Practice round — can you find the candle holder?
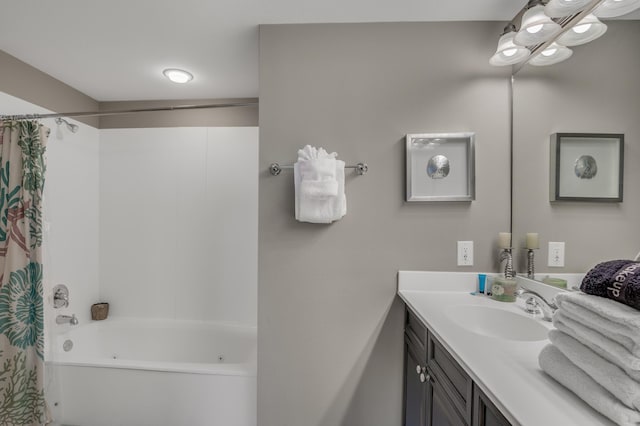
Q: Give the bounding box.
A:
[527,248,538,280]
[499,248,515,279]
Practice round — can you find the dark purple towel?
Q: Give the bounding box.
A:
[580,259,640,310]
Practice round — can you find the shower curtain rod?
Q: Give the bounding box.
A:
[0,101,258,120]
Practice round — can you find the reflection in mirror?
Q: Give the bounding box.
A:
[512,20,640,285]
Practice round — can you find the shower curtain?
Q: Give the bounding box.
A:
[0,120,48,425]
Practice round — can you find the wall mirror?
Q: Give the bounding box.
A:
[511,19,640,286]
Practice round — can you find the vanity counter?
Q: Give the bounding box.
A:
[398,271,616,426]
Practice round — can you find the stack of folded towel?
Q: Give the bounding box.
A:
[538,271,640,425]
[294,145,346,224]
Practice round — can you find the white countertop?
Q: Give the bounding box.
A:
[398,271,615,426]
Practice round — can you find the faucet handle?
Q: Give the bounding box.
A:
[524,297,542,315]
[53,284,69,309]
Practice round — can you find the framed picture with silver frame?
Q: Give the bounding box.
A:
[406,132,475,202]
[550,133,624,202]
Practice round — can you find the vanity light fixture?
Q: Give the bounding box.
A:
[593,0,640,17]
[558,14,607,46]
[490,24,532,66]
[514,0,563,46]
[162,68,194,84]
[490,0,619,68]
[529,42,573,66]
[545,0,594,17]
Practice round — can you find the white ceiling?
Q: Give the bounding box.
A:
[0,1,631,102]
[0,0,524,101]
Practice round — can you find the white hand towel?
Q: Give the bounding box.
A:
[539,344,640,426]
[549,329,640,411]
[294,148,346,224]
[556,292,640,351]
[553,312,640,378]
[298,158,338,198]
[299,179,338,198]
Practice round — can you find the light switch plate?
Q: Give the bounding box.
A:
[457,241,473,266]
[548,242,565,267]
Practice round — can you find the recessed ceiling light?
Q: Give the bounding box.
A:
[162,68,193,84]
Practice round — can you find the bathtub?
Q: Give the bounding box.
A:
[45,318,256,426]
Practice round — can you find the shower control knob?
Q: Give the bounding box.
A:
[53,284,69,309]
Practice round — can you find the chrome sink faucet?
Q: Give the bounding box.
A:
[56,314,79,325]
[516,289,557,322]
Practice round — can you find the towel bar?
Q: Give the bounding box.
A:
[269,162,368,176]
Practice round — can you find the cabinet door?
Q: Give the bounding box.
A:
[429,371,466,426]
[428,335,472,423]
[404,337,427,426]
[472,385,511,426]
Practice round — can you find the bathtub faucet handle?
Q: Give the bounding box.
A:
[56,314,79,326]
[53,284,70,309]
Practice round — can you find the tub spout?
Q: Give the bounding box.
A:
[56,314,79,325]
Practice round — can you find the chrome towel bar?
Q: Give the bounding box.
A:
[269,162,368,176]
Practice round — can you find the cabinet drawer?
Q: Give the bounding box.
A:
[428,335,473,424]
[405,308,428,352]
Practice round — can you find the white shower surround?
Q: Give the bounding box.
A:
[99,127,258,326]
[0,94,259,424]
[47,318,257,426]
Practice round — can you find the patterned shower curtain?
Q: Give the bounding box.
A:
[0,120,48,425]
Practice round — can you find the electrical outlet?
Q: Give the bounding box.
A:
[457,241,473,266]
[548,242,565,267]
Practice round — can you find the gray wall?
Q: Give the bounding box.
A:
[1,49,258,129]
[512,21,640,272]
[259,22,510,426]
[98,99,258,128]
[0,50,99,127]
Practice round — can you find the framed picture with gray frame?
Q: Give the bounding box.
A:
[550,133,624,202]
[406,132,475,202]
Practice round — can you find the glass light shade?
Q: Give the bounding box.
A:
[162,68,194,83]
[490,32,531,66]
[545,0,593,18]
[529,42,573,66]
[594,0,640,17]
[514,5,563,46]
[558,14,607,46]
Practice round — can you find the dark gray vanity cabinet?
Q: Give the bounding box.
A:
[472,384,511,426]
[403,309,429,426]
[404,337,427,426]
[403,307,511,426]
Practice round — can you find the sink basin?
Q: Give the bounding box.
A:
[446,305,549,341]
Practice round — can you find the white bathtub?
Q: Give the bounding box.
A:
[46,318,256,426]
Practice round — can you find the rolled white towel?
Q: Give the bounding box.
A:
[553,312,640,380]
[549,329,640,411]
[556,292,640,344]
[297,145,337,162]
[539,344,640,426]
